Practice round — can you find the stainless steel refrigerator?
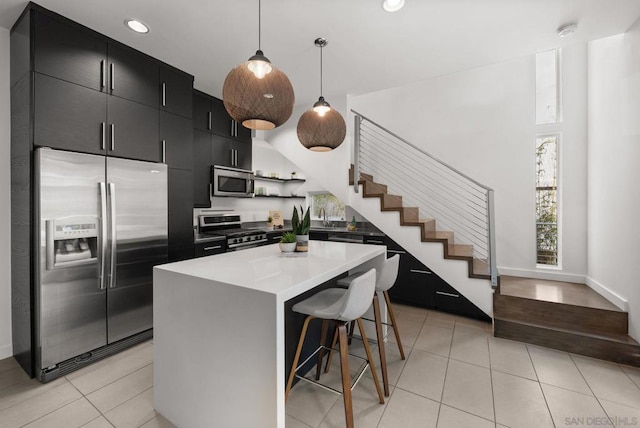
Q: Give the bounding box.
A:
[35,148,167,381]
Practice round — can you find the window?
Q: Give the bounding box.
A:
[310,193,345,221]
[536,49,560,124]
[536,135,559,266]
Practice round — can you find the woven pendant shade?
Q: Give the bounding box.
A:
[297,107,346,152]
[223,61,295,130]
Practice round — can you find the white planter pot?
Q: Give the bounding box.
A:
[279,242,297,253]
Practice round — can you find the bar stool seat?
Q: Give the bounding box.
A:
[285,268,384,428]
[333,254,405,397]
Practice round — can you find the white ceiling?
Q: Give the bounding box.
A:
[2,0,640,108]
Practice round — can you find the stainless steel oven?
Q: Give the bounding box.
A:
[212,165,254,198]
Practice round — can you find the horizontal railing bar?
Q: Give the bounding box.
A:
[354,109,493,191]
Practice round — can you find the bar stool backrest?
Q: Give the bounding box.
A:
[337,268,377,322]
[377,255,400,292]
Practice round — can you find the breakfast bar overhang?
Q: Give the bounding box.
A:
[153,241,386,428]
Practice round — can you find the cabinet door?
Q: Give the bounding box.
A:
[107,44,158,108]
[193,130,212,207]
[235,121,252,143]
[210,98,233,137]
[211,134,235,168]
[34,73,107,155]
[160,67,193,118]
[107,96,160,162]
[267,232,284,244]
[160,111,193,170]
[434,278,488,320]
[169,168,194,262]
[193,91,213,132]
[309,231,328,241]
[33,12,107,91]
[231,140,252,170]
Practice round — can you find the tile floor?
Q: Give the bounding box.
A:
[1,304,639,428]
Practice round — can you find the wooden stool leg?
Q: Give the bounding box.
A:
[372,293,389,396]
[347,320,356,345]
[315,319,329,380]
[357,318,385,404]
[384,290,405,360]
[324,326,339,373]
[286,316,314,402]
[337,322,354,428]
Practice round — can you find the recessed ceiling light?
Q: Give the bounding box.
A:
[382,0,405,12]
[557,23,578,38]
[125,19,149,34]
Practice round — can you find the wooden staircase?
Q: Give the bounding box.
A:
[494,276,640,366]
[349,167,491,281]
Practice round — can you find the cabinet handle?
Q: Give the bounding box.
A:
[101,122,106,150]
[230,149,234,166]
[162,83,166,107]
[208,112,212,130]
[162,140,166,163]
[367,239,384,244]
[387,249,406,254]
[410,269,432,274]
[204,245,222,251]
[110,63,114,91]
[230,120,234,137]
[235,149,238,166]
[436,291,460,298]
[100,60,106,89]
[110,124,115,151]
[236,121,239,136]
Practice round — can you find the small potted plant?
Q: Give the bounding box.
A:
[267,216,274,229]
[291,205,311,252]
[279,232,297,253]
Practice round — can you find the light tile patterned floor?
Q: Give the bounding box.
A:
[1,304,639,427]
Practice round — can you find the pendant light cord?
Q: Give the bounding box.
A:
[258,0,261,50]
[319,44,323,97]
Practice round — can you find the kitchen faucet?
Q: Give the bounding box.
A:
[319,207,329,227]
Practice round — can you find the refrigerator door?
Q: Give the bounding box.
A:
[106,157,167,343]
[37,148,108,370]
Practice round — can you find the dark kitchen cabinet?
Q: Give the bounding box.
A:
[107,44,158,108]
[211,98,251,142]
[33,12,106,91]
[160,111,193,170]
[168,169,195,262]
[34,11,159,108]
[194,240,227,257]
[193,90,213,132]
[267,231,285,245]
[211,134,252,170]
[160,67,193,119]
[34,73,107,155]
[106,96,160,162]
[193,130,212,207]
[309,231,329,241]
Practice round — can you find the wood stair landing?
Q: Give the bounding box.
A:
[349,167,491,280]
[494,276,640,366]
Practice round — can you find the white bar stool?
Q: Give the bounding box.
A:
[285,268,384,428]
[330,254,405,397]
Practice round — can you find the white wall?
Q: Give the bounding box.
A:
[0,27,12,359]
[348,45,588,282]
[588,19,640,339]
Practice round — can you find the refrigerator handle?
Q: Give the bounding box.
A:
[99,182,108,290]
[108,183,117,288]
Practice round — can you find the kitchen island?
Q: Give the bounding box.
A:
[153,241,386,428]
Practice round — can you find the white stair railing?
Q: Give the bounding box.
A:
[352,110,498,288]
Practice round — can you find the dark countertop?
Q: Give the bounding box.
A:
[262,226,385,237]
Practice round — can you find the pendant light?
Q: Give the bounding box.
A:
[222,0,295,130]
[297,38,346,152]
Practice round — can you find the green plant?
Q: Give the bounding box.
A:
[267,216,273,223]
[291,205,311,235]
[280,231,296,243]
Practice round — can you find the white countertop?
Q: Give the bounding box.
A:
[155,241,386,301]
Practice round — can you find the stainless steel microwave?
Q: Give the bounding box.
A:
[212,165,254,197]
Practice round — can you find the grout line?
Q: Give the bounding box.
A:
[568,353,613,426]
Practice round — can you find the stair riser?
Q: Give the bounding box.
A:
[494,294,628,336]
[494,319,640,367]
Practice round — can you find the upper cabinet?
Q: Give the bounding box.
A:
[160,67,193,119]
[25,6,194,163]
[193,91,251,143]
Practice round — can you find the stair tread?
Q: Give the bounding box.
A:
[498,276,622,312]
[448,244,473,257]
[494,316,639,345]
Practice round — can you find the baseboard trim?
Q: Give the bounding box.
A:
[497,267,586,284]
[0,343,12,360]
[585,276,628,312]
